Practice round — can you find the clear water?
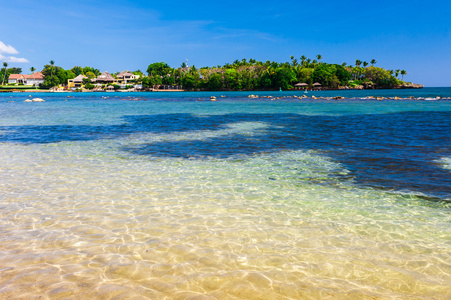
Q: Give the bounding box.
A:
[0,90,450,299]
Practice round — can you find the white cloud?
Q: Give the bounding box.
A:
[0,41,19,54]
[0,54,30,63]
[0,41,29,63]
[6,56,30,63]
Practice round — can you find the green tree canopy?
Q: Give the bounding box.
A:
[40,64,75,88]
[203,72,223,90]
[312,64,351,87]
[71,66,83,76]
[83,66,101,76]
[146,62,172,77]
[273,67,296,90]
[139,56,409,91]
[85,71,96,79]
[1,65,22,85]
[363,66,399,86]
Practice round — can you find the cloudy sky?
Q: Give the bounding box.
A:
[1,0,450,86]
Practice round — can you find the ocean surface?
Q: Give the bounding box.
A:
[1,88,450,299]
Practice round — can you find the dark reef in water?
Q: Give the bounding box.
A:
[1,110,450,201]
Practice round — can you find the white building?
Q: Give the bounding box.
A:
[8,72,45,86]
[117,70,139,84]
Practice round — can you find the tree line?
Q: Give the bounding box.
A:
[1,56,409,90]
[142,57,408,90]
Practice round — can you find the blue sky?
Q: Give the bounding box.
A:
[1,0,450,86]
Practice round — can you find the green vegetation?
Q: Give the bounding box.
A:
[40,60,76,89]
[2,62,8,85]
[1,64,22,86]
[0,85,37,90]
[84,82,95,90]
[71,66,101,77]
[1,56,415,91]
[141,56,409,91]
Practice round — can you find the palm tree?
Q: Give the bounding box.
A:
[400,70,407,81]
[363,61,368,68]
[370,59,377,66]
[49,60,55,77]
[2,62,8,86]
[30,66,36,87]
[316,54,323,64]
[300,55,307,67]
[395,69,400,78]
[353,60,362,80]
[342,62,347,67]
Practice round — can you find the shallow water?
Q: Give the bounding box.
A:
[0,91,450,299]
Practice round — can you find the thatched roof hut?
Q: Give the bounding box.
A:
[117,70,134,79]
[294,82,309,90]
[96,71,115,83]
[73,74,87,83]
[313,82,322,87]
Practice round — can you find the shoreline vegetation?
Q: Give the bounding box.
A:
[1,56,423,93]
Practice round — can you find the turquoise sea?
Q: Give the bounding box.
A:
[1,88,450,299]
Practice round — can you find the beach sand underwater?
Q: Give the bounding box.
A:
[0,90,450,299]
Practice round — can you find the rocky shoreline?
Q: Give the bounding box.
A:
[245,94,448,101]
[13,94,449,103]
[0,83,424,93]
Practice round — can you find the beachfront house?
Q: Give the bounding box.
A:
[8,72,45,86]
[94,71,116,85]
[116,71,139,85]
[68,74,87,88]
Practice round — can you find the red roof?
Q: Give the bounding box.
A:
[8,72,44,80]
[8,74,23,79]
[30,72,44,79]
